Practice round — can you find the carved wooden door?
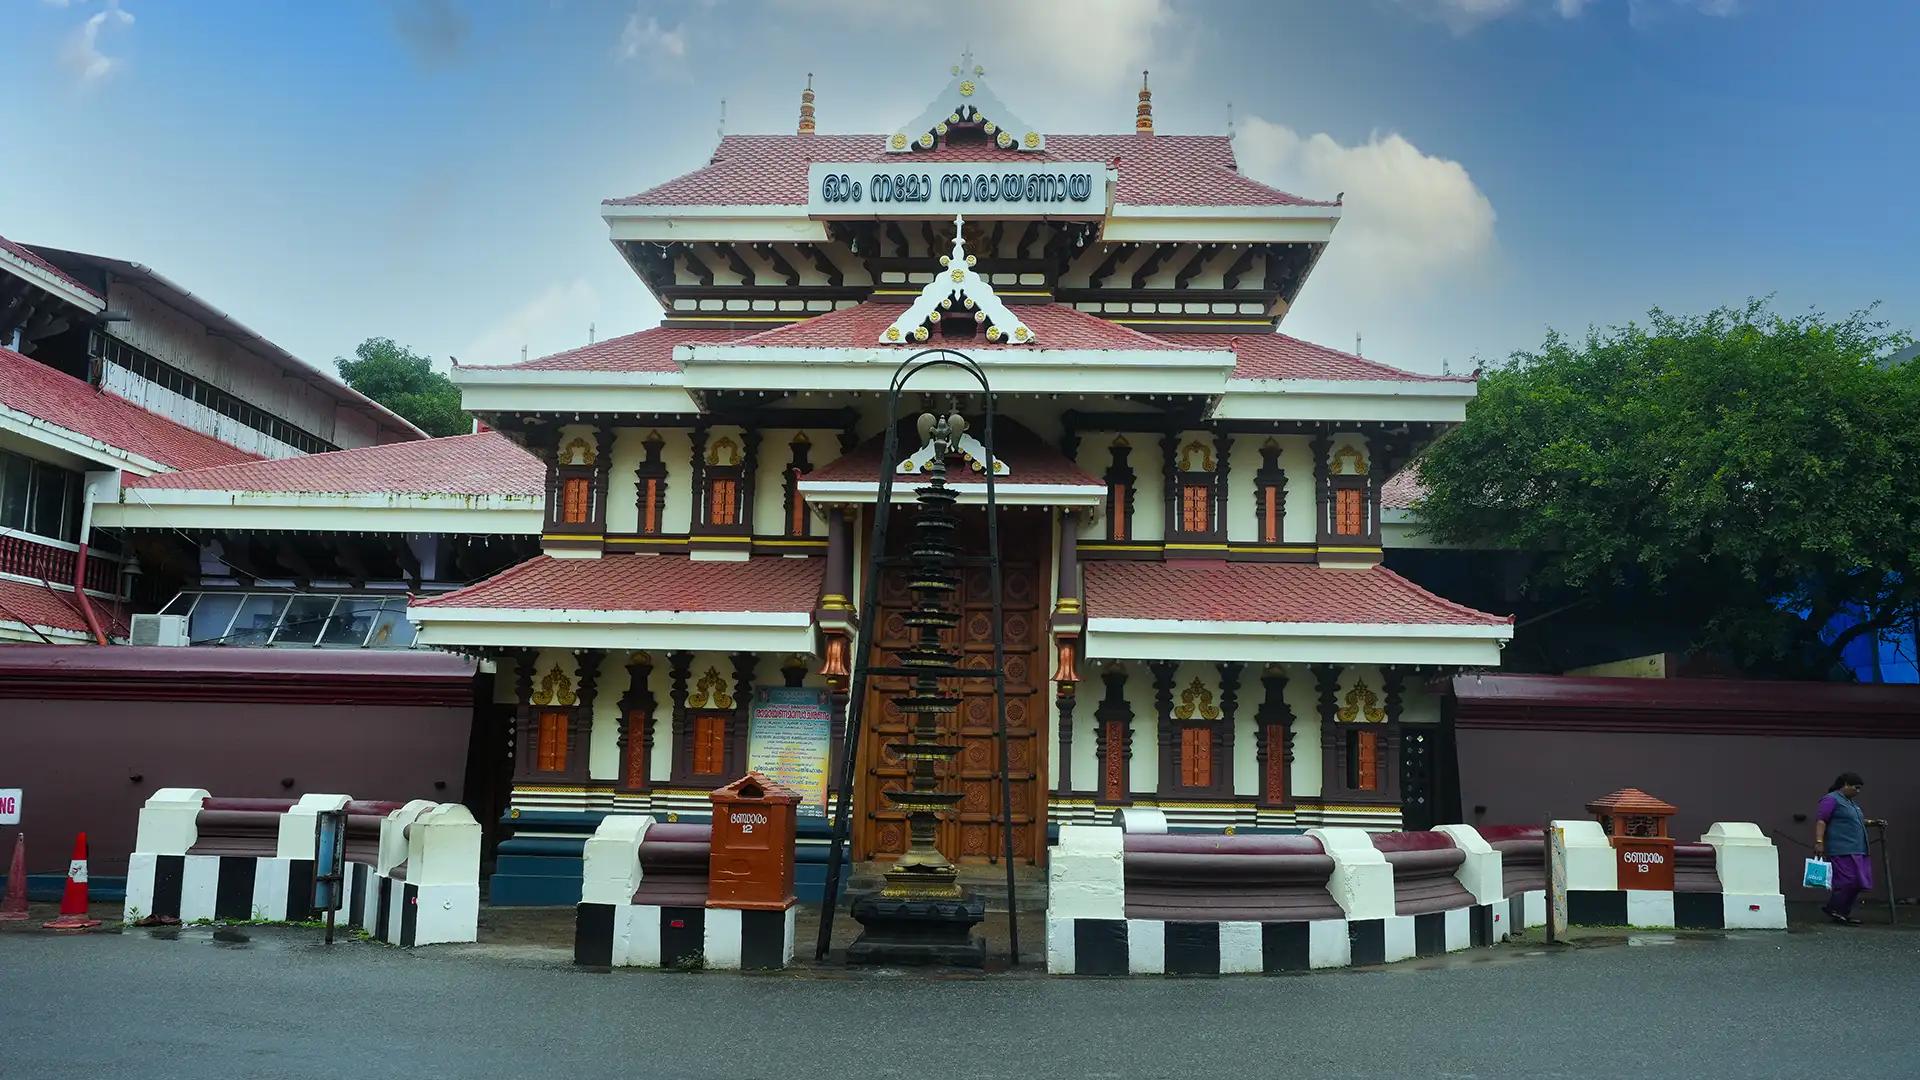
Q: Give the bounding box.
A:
[855,509,1045,864]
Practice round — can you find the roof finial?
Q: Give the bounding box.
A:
[956,45,979,77]
[797,72,816,135]
[1136,70,1153,134]
[717,97,727,142]
[1226,100,1235,141]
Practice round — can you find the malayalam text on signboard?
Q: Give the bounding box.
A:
[746,687,831,818]
[807,161,1109,219]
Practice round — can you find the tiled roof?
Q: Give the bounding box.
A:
[413,554,825,613]
[1151,332,1476,384]
[1380,468,1427,511]
[730,301,1200,352]
[490,326,759,372]
[806,418,1098,487]
[0,578,128,637]
[124,431,542,497]
[1084,561,1509,626]
[1584,788,1678,816]
[607,133,1333,209]
[0,347,262,471]
[0,233,103,303]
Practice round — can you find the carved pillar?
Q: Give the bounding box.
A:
[738,429,763,535]
[1254,666,1296,808]
[616,653,656,793]
[1149,660,1178,794]
[1216,661,1242,795]
[1211,429,1230,537]
[667,651,692,783]
[1382,665,1406,803]
[1311,428,1333,551]
[1056,510,1081,610]
[1312,663,1341,801]
[729,652,757,777]
[827,679,851,799]
[571,650,603,782]
[823,509,853,611]
[1093,665,1134,805]
[511,649,536,779]
[1158,431,1179,541]
[689,423,710,527]
[1055,688,1075,798]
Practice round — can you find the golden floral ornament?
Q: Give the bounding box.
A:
[1331,443,1368,476]
[1179,439,1216,472]
[561,437,596,467]
[706,435,741,467]
[1174,677,1221,721]
[531,663,577,707]
[1337,682,1386,724]
[983,121,997,135]
[886,327,902,341]
[959,80,976,96]
[1023,131,1039,148]
[891,133,908,149]
[918,133,934,148]
[689,666,733,709]
[986,325,1002,342]
[913,326,929,341]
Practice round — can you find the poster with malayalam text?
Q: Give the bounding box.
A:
[746,686,831,818]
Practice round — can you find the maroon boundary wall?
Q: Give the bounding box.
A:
[0,646,478,876]
[1450,674,1920,904]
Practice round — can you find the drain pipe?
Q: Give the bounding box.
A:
[70,471,116,645]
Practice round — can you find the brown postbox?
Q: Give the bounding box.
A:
[1586,787,1677,891]
[707,772,801,910]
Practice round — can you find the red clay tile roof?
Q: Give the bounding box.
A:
[607,133,1333,209]
[1380,468,1428,511]
[1084,561,1509,626]
[124,431,542,497]
[0,233,103,304]
[1584,788,1678,816]
[0,347,262,471]
[1150,332,1476,384]
[490,326,759,373]
[806,419,1098,487]
[413,554,825,613]
[730,301,1203,352]
[0,578,128,637]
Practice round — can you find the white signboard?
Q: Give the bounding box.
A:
[0,788,20,825]
[807,161,1109,219]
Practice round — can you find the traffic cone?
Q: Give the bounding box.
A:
[0,833,26,920]
[42,832,101,931]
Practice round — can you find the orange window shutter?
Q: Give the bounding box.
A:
[1354,730,1379,791]
[1181,726,1211,788]
[1261,485,1280,543]
[693,713,727,775]
[641,479,659,535]
[790,472,808,536]
[1103,720,1127,801]
[1181,483,1210,533]
[625,710,649,786]
[1111,483,1129,540]
[709,478,737,527]
[538,711,568,772]
[561,477,590,525]
[1335,488,1365,536]
[1264,725,1288,803]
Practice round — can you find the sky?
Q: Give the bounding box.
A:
[2,0,1915,378]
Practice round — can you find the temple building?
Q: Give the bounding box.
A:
[388,61,1511,898]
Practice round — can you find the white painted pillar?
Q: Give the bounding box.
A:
[277,793,350,860]
[133,788,209,855]
[1703,821,1787,929]
[1432,823,1504,906]
[1306,826,1394,920]
[1551,819,1617,891]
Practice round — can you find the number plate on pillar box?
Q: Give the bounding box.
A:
[1613,838,1675,890]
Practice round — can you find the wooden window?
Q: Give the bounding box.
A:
[1109,483,1130,540]
[1260,485,1282,543]
[1348,729,1381,792]
[788,470,808,536]
[1102,720,1128,801]
[1263,725,1289,804]
[639,478,662,535]
[1334,487,1366,536]
[624,709,650,788]
[707,477,739,528]
[1180,483,1211,533]
[692,712,728,775]
[560,477,591,525]
[1180,727,1212,789]
[536,710,569,773]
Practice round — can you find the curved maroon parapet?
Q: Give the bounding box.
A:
[1371,832,1472,915]
[200,797,298,813]
[345,800,406,817]
[1122,832,1342,922]
[187,808,286,857]
[1479,825,1546,896]
[1673,843,1721,894]
[633,824,714,907]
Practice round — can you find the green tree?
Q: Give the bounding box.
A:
[335,337,471,438]
[1414,301,1920,678]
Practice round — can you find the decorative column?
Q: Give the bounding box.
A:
[1382,666,1407,806]
[616,653,656,794]
[571,650,603,783]
[1149,660,1178,794]
[1050,509,1084,797]
[667,651,693,784]
[1093,665,1134,805]
[511,649,536,780]
[1055,689,1076,798]
[1312,663,1342,802]
[729,652,757,777]
[1216,661,1242,794]
[1254,666,1296,808]
[822,509,853,613]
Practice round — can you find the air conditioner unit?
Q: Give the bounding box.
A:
[129,613,189,647]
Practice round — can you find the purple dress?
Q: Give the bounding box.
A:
[1818,792,1874,916]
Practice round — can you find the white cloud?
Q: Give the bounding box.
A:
[618,9,689,65]
[1411,0,1739,30]
[1233,116,1496,292]
[460,278,602,366]
[61,0,134,85]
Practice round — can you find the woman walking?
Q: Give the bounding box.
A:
[1814,772,1873,924]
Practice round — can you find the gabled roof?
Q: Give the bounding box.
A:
[1151,332,1476,385]
[123,431,541,497]
[1380,468,1427,511]
[0,346,263,473]
[1084,561,1509,627]
[607,133,1332,209]
[483,326,759,373]
[0,233,104,309]
[412,554,823,614]
[729,300,1197,352]
[805,418,1097,488]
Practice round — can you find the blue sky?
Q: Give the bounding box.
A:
[3,0,1914,376]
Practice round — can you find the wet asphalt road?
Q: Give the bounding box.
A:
[3,922,1917,1079]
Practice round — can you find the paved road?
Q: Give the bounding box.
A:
[3,922,1916,1079]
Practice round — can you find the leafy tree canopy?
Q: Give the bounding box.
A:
[1415,301,1920,678]
[335,337,471,439]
